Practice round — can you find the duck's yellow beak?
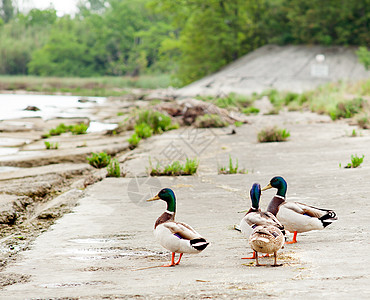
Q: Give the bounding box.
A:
[147,194,160,201]
[261,183,272,191]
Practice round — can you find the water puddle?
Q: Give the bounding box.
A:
[87,121,118,133]
[65,247,165,261]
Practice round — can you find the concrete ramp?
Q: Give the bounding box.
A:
[177,45,370,96]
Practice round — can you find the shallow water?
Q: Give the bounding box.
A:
[0,94,104,120]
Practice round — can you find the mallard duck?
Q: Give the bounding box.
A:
[239,183,285,259]
[147,188,209,267]
[262,176,338,243]
[249,224,285,266]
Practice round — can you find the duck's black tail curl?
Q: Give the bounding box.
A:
[190,238,209,251]
[319,211,337,228]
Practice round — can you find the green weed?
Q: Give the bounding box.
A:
[134,123,153,138]
[127,133,141,149]
[242,106,260,115]
[343,154,365,168]
[137,110,178,134]
[148,158,199,176]
[194,114,229,128]
[106,159,124,177]
[257,126,290,143]
[44,141,59,149]
[234,121,243,127]
[356,114,370,129]
[87,152,111,169]
[218,155,246,174]
[329,98,364,120]
[70,123,88,135]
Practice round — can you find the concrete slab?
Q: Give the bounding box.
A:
[1,110,369,298]
[176,45,370,96]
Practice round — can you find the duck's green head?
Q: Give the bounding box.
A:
[250,183,261,209]
[261,176,287,197]
[147,188,176,212]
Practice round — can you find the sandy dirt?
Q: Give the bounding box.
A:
[0,108,369,299]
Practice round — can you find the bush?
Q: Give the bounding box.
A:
[194,114,229,128]
[87,152,111,168]
[258,126,290,143]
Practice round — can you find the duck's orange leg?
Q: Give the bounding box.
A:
[242,252,256,259]
[161,252,176,267]
[174,253,183,265]
[286,231,298,244]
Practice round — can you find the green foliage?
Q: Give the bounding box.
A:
[49,123,70,136]
[356,47,370,70]
[46,123,88,137]
[242,106,260,115]
[356,114,370,129]
[343,154,365,168]
[87,152,111,168]
[70,123,88,135]
[127,133,141,149]
[329,98,364,120]
[44,141,59,149]
[258,126,290,143]
[218,155,246,174]
[134,123,153,139]
[106,159,123,177]
[149,158,199,176]
[234,121,243,127]
[194,114,229,128]
[137,110,178,134]
[183,158,200,175]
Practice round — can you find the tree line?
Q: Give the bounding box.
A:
[0,0,368,86]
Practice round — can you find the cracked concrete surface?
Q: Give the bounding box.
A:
[1,109,370,299]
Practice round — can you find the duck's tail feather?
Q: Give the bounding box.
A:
[190,238,209,251]
[319,211,337,228]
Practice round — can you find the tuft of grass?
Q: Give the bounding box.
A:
[44,122,88,138]
[127,133,142,149]
[106,159,124,177]
[69,123,88,135]
[194,114,229,128]
[329,98,364,120]
[258,126,290,143]
[242,106,260,115]
[134,123,153,138]
[343,154,365,168]
[137,109,178,134]
[87,152,111,169]
[356,114,370,129]
[218,155,247,174]
[183,158,200,174]
[127,109,179,148]
[234,121,243,127]
[44,141,59,149]
[148,158,199,176]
